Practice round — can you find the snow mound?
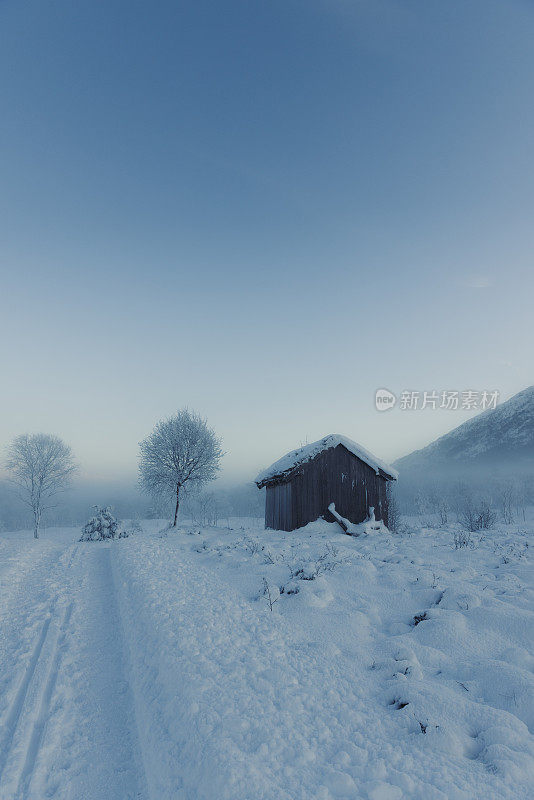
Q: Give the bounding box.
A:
[328,503,390,536]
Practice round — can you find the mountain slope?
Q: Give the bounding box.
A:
[395,386,534,475]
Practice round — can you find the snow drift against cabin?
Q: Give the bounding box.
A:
[255,434,399,486]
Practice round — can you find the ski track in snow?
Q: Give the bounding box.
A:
[0,543,79,799]
[0,533,148,800]
[16,600,74,798]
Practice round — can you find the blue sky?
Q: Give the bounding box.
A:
[1,0,533,483]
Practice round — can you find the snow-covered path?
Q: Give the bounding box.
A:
[0,531,147,800]
[1,520,533,800]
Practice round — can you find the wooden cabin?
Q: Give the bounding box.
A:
[255,434,398,531]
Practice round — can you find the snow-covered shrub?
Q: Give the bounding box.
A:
[262,547,276,565]
[80,506,131,541]
[495,540,529,564]
[239,536,278,563]
[241,536,262,556]
[453,529,473,549]
[460,498,495,532]
[288,544,342,582]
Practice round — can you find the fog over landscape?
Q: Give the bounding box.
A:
[1,0,533,501]
[1,2,533,799]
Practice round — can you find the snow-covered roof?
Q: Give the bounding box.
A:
[255,434,399,486]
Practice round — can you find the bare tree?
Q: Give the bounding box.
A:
[139,409,223,527]
[516,476,532,522]
[5,434,77,539]
[497,480,515,524]
[192,491,219,526]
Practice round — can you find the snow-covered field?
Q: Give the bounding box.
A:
[0,517,533,800]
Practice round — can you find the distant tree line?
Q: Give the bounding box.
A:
[0,478,265,532]
[4,410,533,536]
[1,408,268,532]
[394,473,534,531]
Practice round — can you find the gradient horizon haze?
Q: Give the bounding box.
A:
[1,0,533,485]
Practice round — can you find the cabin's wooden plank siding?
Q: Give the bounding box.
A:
[265,484,274,528]
[265,480,292,530]
[264,443,390,531]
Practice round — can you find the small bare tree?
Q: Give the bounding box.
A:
[5,433,77,539]
[497,481,515,524]
[139,409,223,527]
[197,491,219,526]
[516,477,532,522]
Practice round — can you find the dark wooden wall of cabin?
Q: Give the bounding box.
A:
[321,445,389,528]
[265,481,292,530]
[264,444,390,530]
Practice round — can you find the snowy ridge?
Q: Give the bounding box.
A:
[395,386,534,473]
[256,434,399,485]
